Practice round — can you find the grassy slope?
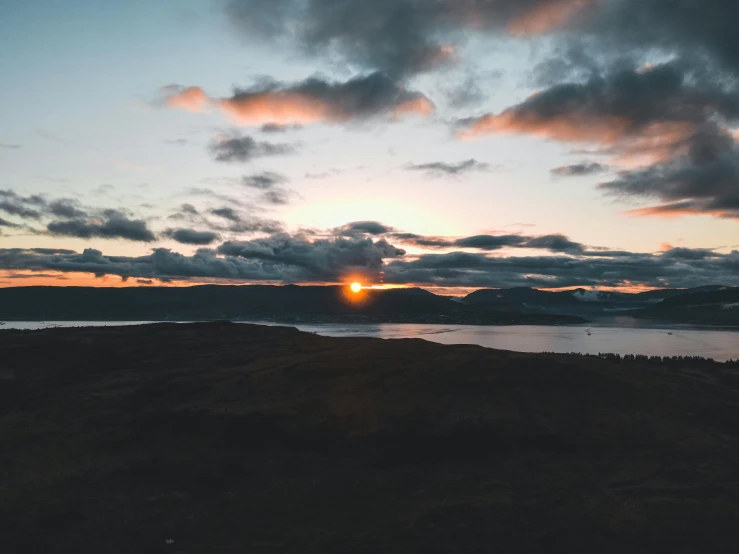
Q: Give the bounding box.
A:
[2,322,739,553]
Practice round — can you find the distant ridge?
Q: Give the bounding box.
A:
[1,284,736,326]
[0,285,582,325]
[463,285,739,325]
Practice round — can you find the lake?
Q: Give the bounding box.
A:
[2,319,737,361]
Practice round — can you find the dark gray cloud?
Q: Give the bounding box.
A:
[447,1,739,221]
[218,234,405,280]
[209,132,297,162]
[459,62,739,219]
[224,0,575,77]
[406,158,490,177]
[580,0,739,77]
[47,214,156,242]
[217,1,739,222]
[236,172,295,205]
[660,247,718,261]
[0,143,21,149]
[0,217,20,228]
[164,72,434,125]
[163,228,221,245]
[48,199,87,219]
[336,221,395,237]
[209,207,242,222]
[453,234,527,250]
[260,123,302,133]
[598,125,739,219]
[240,171,288,189]
[1,242,737,290]
[523,234,586,253]
[205,206,284,234]
[0,190,45,220]
[384,247,739,290]
[0,190,156,242]
[392,232,587,253]
[261,189,291,205]
[0,190,90,223]
[551,162,609,177]
[224,72,433,122]
[459,63,739,143]
[0,247,296,282]
[227,218,284,234]
[167,203,200,222]
[0,236,408,285]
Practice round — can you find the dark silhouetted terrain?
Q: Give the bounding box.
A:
[2,322,739,553]
[2,284,739,325]
[0,285,584,325]
[636,287,739,325]
[465,285,739,325]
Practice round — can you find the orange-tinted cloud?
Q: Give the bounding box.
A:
[458,103,697,169]
[508,0,593,36]
[458,107,631,144]
[218,92,336,124]
[0,271,156,287]
[162,73,434,126]
[626,202,739,220]
[163,86,210,112]
[456,64,735,170]
[392,96,436,119]
[607,122,697,168]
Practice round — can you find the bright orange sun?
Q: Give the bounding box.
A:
[350,282,362,293]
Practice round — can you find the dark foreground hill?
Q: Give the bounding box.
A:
[2,322,739,553]
[0,285,584,325]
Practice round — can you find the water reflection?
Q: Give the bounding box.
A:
[291,322,738,361]
[2,320,737,361]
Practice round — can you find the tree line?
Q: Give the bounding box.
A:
[544,351,739,368]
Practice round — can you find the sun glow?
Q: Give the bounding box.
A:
[350,282,362,293]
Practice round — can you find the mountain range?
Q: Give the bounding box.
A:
[0,285,737,326]
[464,285,739,325]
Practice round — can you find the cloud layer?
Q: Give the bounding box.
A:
[0,190,158,242]
[224,0,589,76]
[2,236,737,290]
[458,62,739,219]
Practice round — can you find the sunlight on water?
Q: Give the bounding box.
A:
[3,320,736,361]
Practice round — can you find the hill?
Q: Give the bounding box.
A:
[0,285,584,325]
[2,322,739,553]
[635,287,739,325]
[464,285,739,325]
[3,284,738,326]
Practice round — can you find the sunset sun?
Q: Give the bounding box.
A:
[350,282,362,293]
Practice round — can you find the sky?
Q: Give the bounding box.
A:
[1,0,738,293]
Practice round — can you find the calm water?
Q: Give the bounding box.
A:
[2,320,737,361]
